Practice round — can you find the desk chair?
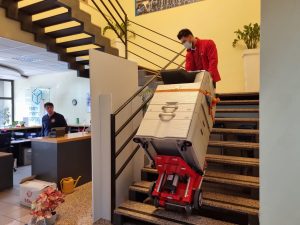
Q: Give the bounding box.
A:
[0,133,17,172]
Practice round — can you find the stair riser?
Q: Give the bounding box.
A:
[210,134,259,143]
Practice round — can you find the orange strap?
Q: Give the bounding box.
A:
[155,88,220,123]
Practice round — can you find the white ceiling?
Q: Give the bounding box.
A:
[0,37,72,80]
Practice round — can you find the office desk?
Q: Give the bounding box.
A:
[31,133,91,188]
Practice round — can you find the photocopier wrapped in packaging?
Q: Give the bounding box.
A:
[134,71,215,173]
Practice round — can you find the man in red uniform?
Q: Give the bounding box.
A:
[177,29,221,88]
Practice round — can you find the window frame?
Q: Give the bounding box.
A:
[0,79,14,123]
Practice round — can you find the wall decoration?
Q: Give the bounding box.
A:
[24,88,50,125]
[135,0,201,16]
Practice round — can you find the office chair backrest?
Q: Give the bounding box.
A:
[0,133,12,151]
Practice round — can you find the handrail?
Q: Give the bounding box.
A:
[162,47,186,70]
[107,0,125,24]
[115,93,153,137]
[129,19,181,44]
[115,0,127,16]
[128,51,163,69]
[113,74,158,115]
[90,0,125,43]
[129,31,185,57]
[128,40,183,68]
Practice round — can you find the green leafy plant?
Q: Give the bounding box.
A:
[0,108,10,126]
[233,23,260,49]
[103,17,136,40]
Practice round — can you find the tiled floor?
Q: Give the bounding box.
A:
[0,166,32,225]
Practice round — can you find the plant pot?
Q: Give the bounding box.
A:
[45,212,57,225]
[242,49,260,92]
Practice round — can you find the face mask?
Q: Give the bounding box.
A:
[183,41,193,50]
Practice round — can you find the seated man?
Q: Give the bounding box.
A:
[41,102,67,137]
[177,28,221,88]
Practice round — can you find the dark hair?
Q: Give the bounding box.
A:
[177,29,193,40]
[44,102,54,108]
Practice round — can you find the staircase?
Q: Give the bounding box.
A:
[0,0,119,78]
[114,92,260,225]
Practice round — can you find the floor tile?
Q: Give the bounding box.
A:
[16,214,32,224]
[0,215,14,225]
[6,220,24,225]
[5,207,29,220]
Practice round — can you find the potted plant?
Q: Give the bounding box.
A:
[30,187,64,225]
[103,17,136,58]
[233,23,260,92]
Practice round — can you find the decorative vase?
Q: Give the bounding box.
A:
[45,212,57,225]
[242,48,260,92]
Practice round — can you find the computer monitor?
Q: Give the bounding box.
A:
[160,69,199,84]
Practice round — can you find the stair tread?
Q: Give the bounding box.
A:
[129,180,259,216]
[206,154,259,167]
[202,192,259,215]
[115,200,236,225]
[208,141,259,150]
[205,171,259,188]
[216,108,259,113]
[212,128,259,135]
[215,118,259,123]
[138,169,259,189]
[218,100,259,105]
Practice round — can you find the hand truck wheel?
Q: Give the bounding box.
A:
[153,197,160,208]
[193,189,203,210]
[148,181,156,200]
[185,204,192,216]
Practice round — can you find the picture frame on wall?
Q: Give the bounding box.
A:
[135,0,201,16]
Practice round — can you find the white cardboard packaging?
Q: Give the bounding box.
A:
[20,177,57,207]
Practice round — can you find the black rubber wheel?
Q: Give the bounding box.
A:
[185,204,192,216]
[153,197,160,208]
[148,181,156,199]
[193,189,203,210]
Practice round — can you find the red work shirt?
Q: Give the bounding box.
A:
[185,38,221,82]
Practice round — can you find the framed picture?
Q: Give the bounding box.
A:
[135,0,201,16]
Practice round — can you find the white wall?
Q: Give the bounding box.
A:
[14,71,90,125]
[261,1,300,224]
[90,50,143,222]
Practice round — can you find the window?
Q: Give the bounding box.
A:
[0,79,14,128]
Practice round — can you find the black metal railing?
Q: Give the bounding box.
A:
[89,0,186,71]
[110,74,158,221]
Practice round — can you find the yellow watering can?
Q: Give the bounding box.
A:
[60,176,81,194]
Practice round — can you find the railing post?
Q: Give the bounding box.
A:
[125,14,128,59]
[110,114,116,222]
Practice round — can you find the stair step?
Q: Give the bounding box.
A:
[216,109,259,113]
[18,0,59,14]
[208,141,259,150]
[218,100,259,105]
[45,21,83,38]
[212,128,259,135]
[217,92,259,101]
[204,171,259,189]
[139,169,259,189]
[215,118,259,123]
[115,201,235,225]
[129,181,259,216]
[206,154,259,167]
[202,192,259,216]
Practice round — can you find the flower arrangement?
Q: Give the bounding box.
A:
[30,187,64,224]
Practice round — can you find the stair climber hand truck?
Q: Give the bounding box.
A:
[134,70,219,215]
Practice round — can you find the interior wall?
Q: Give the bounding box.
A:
[0,8,44,48]
[261,0,300,224]
[14,71,90,126]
